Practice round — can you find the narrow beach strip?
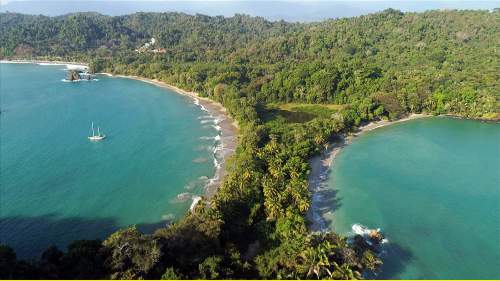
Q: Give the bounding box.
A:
[1,59,89,69]
[108,74,239,199]
[3,58,238,204]
[307,113,430,231]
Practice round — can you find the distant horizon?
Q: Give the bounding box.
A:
[1,0,499,22]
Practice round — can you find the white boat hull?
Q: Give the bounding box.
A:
[88,135,105,141]
[88,122,106,141]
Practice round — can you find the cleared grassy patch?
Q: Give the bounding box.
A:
[260,103,345,123]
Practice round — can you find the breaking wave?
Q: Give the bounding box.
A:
[192,157,208,163]
[190,196,202,211]
[191,94,225,199]
[200,119,213,124]
[161,213,176,221]
[174,192,192,202]
[198,115,215,120]
[61,78,99,82]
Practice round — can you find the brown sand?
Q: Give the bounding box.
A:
[2,60,238,200]
[1,59,89,68]
[307,114,430,231]
[110,75,239,198]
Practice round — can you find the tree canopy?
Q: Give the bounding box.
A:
[0,9,498,279]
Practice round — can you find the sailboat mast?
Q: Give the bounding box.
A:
[97,126,101,136]
[91,122,95,136]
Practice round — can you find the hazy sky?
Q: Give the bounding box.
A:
[1,0,498,1]
[2,0,499,3]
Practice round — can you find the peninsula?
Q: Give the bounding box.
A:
[0,8,498,280]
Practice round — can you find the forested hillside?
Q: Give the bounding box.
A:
[0,9,498,279]
[1,10,498,119]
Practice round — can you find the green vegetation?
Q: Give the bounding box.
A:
[0,8,498,279]
[261,103,344,123]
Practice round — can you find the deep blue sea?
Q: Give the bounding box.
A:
[0,63,219,258]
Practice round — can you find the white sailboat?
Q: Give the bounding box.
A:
[88,122,106,141]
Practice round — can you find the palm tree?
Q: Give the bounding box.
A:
[263,179,283,219]
[331,263,361,280]
[298,241,335,279]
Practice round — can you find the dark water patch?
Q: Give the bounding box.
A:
[0,215,118,259]
[311,189,342,227]
[0,63,218,259]
[374,243,414,279]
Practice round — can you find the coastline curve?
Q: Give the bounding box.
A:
[108,74,239,200]
[307,114,430,231]
[1,59,239,207]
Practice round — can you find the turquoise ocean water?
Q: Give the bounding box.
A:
[325,117,500,279]
[0,63,219,258]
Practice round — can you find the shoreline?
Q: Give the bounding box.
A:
[1,59,89,69]
[106,74,239,200]
[307,113,430,231]
[3,59,237,204]
[350,113,429,139]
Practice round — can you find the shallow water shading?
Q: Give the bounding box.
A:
[0,63,219,258]
[326,117,500,279]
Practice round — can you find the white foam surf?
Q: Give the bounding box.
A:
[191,95,225,195]
[350,223,389,247]
[198,115,215,120]
[61,78,98,82]
[1,60,88,70]
[161,213,176,221]
[96,72,113,77]
[0,60,31,64]
[190,196,202,211]
[175,192,192,202]
[184,182,197,190]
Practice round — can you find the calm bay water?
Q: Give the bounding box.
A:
[0,63,219,258]
[326,117,500,279]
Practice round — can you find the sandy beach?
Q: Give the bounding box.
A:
[1,59,89,69]
[350,113,429,138]
[307,137,347,231]
[109,75,239,198]
[307,113,429,231]
[3,59,238,200]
